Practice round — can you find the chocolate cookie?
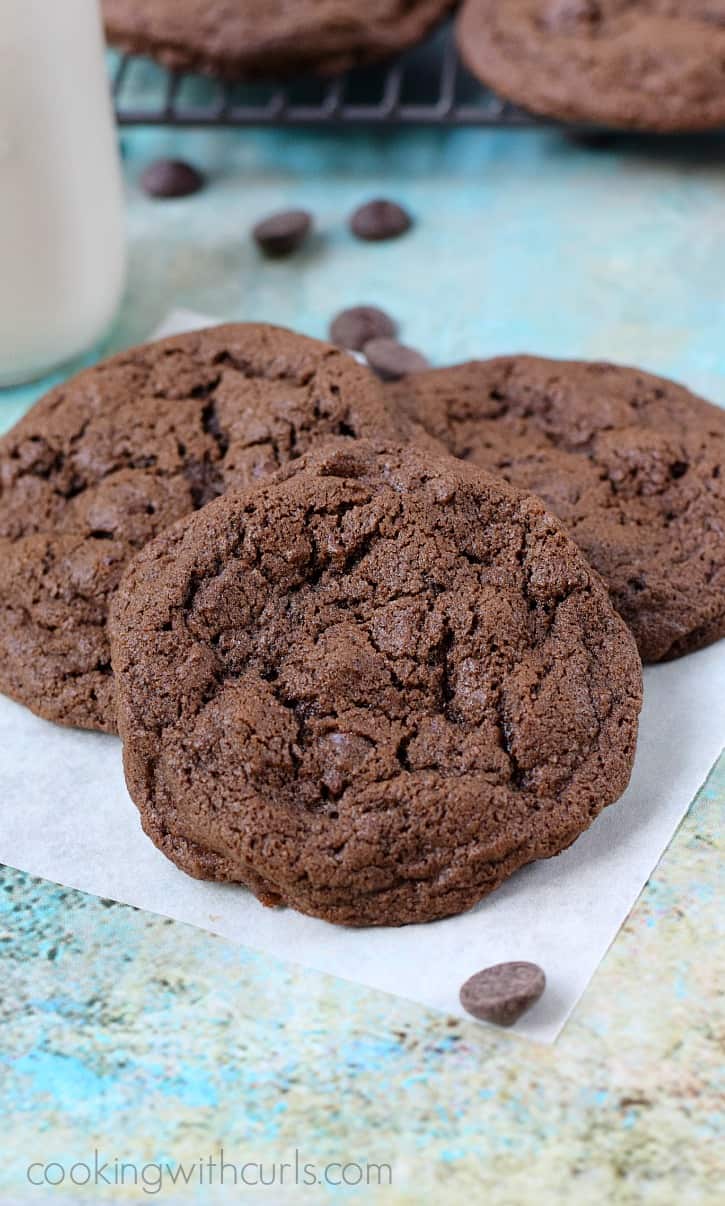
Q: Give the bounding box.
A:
[103,0,454,80]
[456,1,725,133]
[0,324,403,733]
[110,439,642,927]
[385,357,725,662]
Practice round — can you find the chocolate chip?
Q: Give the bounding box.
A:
[350,199,413,242]
[330,306,398,352]
[460,962,546,1026]
[140,159,205,199]
[363,338,429,382]
[253,210,312,258]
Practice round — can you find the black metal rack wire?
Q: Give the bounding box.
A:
[111,22,543,128]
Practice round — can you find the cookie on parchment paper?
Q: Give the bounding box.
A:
[110,439,642,927]
[386,355,725,662]
[0,324,404,732]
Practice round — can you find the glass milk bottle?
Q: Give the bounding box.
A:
[0,0,126,386]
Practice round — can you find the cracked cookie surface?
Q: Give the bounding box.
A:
[0,324,400,732]
[456,1,725,132]
[103,0,454,79]
[385,356,725,662]
[110,439,642,927]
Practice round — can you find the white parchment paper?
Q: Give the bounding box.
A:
[1,310,722,1042]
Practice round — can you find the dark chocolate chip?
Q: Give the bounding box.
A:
[350,199,413,242]
[253,210,312,258]
[460,962,546,1026]
[330,306,398,352]
[140,159,205,199]
[363,338,429,382]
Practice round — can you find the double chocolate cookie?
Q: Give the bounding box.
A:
[385,357,725,662]
[457,1,725,133]
[0,324,403,733]
[103,0,454,79]
[110,440,642,927]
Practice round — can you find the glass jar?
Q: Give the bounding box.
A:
[0,0,126,387]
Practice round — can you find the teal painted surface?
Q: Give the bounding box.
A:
[2,126,725,432]
[1,115,724,1203]
[1,759,723,1202]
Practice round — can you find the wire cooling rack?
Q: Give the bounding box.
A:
[111,22,542,128]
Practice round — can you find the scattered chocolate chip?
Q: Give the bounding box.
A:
[140,158,205,199]
[253,210,312,258]
[363,338,429,382]
[350,199,413,242]
[330,306,398,352]
[460,962,546,1026]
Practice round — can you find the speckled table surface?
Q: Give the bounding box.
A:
[1,120,724,1203]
